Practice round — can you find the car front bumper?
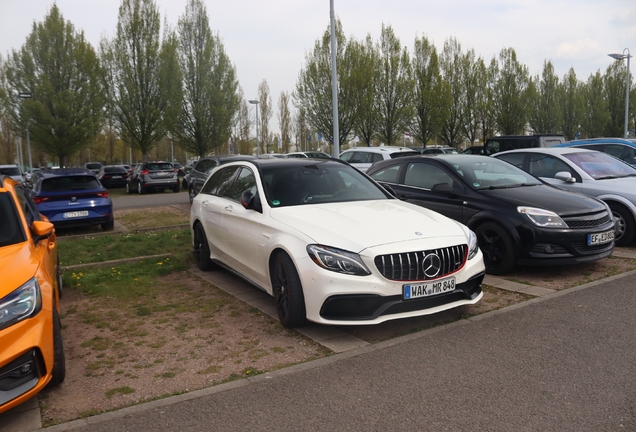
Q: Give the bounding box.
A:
[0,310,54,414]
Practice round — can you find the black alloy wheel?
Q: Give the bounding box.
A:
[475,221,517,275]
[272,252,307,328]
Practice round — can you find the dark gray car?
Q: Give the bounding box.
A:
[126,161,180,194]
[186,155,256,203]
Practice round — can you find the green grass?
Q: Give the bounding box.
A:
[58,229,191,265]
[63,255,190,298]
[116,207,189,230]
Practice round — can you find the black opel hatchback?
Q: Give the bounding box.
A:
[367,154,615,274]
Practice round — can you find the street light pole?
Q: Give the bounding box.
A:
[249,100,260,156]
[18,92,33,174]
[608,48,632,138]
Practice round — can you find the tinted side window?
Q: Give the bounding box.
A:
[349,152,371,164]
[404,163,453,189]
[14,185,41,225]
[41,176,101,192]
[369,165,401,183]
[226,167,256,202]
[0,192,27,246]
[606,144,636,165]
[200,166,240,196]
[528,154,571,178]
[496,153,525,168]
[339,152,354,163]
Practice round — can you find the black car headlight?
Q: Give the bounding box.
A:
[0,278,42,331]
[468,229,479,260]
[307,245,371,276]
[518,206,567,228]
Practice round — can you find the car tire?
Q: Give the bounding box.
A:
[101,218,115,231]
[172,185,180,193]
[125,183,131,194]
[189,185,196,204]
[48,308,66,387]
[272,252,307,328]
[138,182,145,195]
[182,178,188,189]
[193,224,215,271]
[475,221,517,275]
[609,203,635,246]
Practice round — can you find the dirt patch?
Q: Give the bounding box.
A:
[496,250,636,290]
[39,272,329,426]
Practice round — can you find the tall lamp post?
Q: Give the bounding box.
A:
[608,48,632,138]
[249,100,260,156]
[18,92,33,175]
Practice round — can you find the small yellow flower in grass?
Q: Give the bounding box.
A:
[77,284,80,287]
[118,271,121,275]
[134,278,138,281]
[165,257,170,261]
[157,262,163,266]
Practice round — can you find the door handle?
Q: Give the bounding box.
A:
[202,200,209,206]
[225,205,233,212]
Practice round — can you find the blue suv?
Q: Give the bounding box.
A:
[28,168,114,230]
[555,138,636,167]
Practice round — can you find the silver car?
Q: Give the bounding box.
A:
[494,147,636,246]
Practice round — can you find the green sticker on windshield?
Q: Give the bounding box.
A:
[473,182,480,187]
[272,200,280,206]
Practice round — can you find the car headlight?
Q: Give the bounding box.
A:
[307,245,371,276]
[518,206,567,228]
[468,229,479,260]
[0,278,42,331]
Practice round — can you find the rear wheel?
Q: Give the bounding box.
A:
[101,218,115,231]
[193,224,215,271]
[475,221,517,275]
[189,185,197,204]
[172,185,180,193]
[272,252,307,328]
[610,203,635,246]
[48,308,66,387]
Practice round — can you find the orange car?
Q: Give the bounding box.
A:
[0,175,65,414]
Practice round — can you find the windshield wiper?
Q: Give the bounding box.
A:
[595,175,618,180]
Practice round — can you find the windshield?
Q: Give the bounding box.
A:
[563,151,636,179]
[262,161,389,207]
[445,155,542,189]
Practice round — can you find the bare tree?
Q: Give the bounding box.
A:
[257,80,273,154]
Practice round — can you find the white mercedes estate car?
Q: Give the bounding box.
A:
[190,158,485,327]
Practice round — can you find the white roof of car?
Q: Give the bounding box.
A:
[497,147,596,155]
[341,146,414,154]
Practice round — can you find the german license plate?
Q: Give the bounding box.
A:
[587,230,614,246]
[63,210,89,219]
[112,175,122,179]
[404,276,456,300]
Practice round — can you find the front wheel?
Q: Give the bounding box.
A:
[475,221,517,275]
[125,183,131,194]
[609,203,635,246]
[138,182,145,195]
[48,308,66,387]
[272,252,307,328]
[189,186,197,204]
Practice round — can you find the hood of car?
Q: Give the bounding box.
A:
[270,200,467,253]
[481,184,606,216]
[0,242,38,297]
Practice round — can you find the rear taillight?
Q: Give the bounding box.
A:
[33,197,49,204]
[174,168,178,173]
[103,175,111,179]
[141,169,149,175]
[96,192,109,198]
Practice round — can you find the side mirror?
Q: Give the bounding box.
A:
[240,190,262,213]
[554,171,576,183]
[431,182,455,195]
[32,220,54,241]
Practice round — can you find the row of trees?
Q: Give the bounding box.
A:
[295,21,635,152]
[0,2,634,168]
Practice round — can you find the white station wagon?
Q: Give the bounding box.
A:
[190,158,484,327]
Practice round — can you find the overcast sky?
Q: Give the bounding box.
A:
[1,0,635,134]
